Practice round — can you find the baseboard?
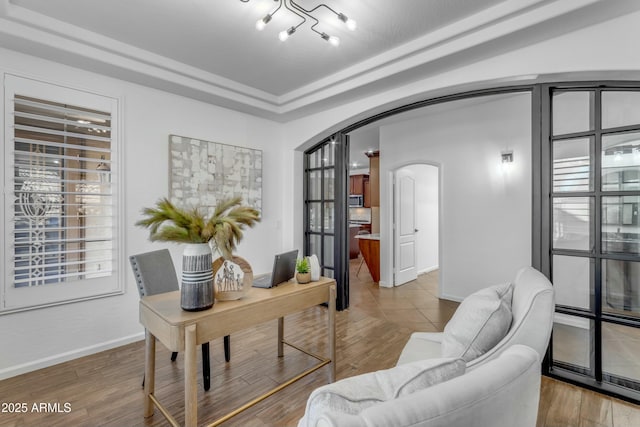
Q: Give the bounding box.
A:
[418,265,439,275]
[0,332,144,381]
[439,292,463,303]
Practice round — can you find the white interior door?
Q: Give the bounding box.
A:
[394,169,418,285]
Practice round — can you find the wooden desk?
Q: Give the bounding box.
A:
[140,277,337,427]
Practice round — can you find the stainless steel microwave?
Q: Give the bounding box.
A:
[349,195,363,207]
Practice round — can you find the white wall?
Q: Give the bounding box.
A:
[0,47,284,379]
[380,93,532,299]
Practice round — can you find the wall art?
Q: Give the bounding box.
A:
[169,135,262,215]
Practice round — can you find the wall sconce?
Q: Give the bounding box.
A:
[501,151,514,163]
[500,150,514,174]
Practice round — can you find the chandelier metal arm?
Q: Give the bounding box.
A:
[289,0,337,16]
[283,0,307,30]
[288,0,322,35]
[269,0,283,17]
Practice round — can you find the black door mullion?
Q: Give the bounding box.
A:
[334,133,349,310]
[593,89,603,382]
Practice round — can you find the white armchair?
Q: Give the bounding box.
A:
[301,345,541,427]
[397,266,555,369]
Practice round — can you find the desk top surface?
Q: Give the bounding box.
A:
[140,276,335,327]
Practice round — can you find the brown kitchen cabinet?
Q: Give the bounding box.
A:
[368,154,379,207]
[363,179,371,208]
[349,174,369,196]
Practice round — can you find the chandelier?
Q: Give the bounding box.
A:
[239,0,356,46]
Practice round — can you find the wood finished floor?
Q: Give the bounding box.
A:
[1,259,639,427]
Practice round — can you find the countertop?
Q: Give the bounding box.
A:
[355,233,380,240]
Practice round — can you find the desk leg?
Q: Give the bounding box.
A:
[277,317,284,357]
[144,329,156,417]
[185,324,198,427]
[329,284,336,383]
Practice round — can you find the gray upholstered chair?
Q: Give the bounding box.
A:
[130,249,230,391]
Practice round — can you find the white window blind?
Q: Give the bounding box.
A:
[2,75,122,313]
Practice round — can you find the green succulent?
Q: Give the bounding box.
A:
[296,257,310,274]
[136,197,260,259]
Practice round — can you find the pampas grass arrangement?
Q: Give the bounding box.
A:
[136,197,260,259]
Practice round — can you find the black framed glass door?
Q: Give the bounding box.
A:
[303,134,349,310]
[544,84,640,401]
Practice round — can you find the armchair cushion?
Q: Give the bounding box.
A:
[442,282,513,361]
[298,357,465,427]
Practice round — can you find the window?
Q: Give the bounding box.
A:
[2,75,122,313]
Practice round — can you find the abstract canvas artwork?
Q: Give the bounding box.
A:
[168,135,262,215]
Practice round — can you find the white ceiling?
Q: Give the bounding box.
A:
[5,0,503,94]
[1,0,638,121]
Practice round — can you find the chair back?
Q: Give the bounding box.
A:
[129,249,180,297]
[467,266,555,369]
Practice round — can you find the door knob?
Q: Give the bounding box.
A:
[414,229,419,232]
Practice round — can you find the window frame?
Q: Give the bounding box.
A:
[1,74,124,314]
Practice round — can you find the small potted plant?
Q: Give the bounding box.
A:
[296,257,311,284]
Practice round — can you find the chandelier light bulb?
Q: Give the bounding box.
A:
[279,26,295,41]
[338,13,357,31]
[346,19,357,31]
[321,32,340,46]
[255,14,271,31]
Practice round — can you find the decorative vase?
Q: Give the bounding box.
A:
[212,255,252,301]
[308,254,320,281]
[296,272,311,284]
[181,243,214,311]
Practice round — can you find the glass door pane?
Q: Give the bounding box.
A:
[553,314,593,373]
[553,137,593,192]
[602,259,640,317]
[602,131,640,192]
[553,255,592,310]
[552,91,594,135]
[603,322,640,390]
[552,197,593,251]
[602,196,640,255]
[602,91,640,129]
